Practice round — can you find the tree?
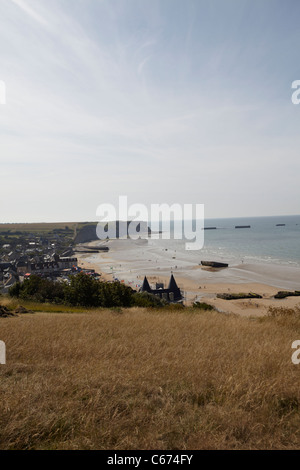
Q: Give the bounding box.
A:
[64,272,100,307]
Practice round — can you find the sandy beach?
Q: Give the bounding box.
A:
[75,238,300,316]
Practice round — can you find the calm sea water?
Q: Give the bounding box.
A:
[149,215,300,267]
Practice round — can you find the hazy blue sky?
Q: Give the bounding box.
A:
[1,0,300,222]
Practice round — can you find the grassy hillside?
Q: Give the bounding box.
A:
[0,222,96,235]
[0,222,74,233]
[1,304,300,449]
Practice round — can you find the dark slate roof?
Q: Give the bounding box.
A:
[168,274,179,291]
[141,276,152,292]
[16,261,27,267]
[140,274,182,301]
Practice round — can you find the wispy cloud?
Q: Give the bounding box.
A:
[137,56,152,76]
[0,0,300,221]
[10,0,48,26]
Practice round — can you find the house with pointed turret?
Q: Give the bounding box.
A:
[140,274,183,303]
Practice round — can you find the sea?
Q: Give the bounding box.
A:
[148,215,300,268]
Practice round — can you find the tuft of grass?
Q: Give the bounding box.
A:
[268,305,300,317]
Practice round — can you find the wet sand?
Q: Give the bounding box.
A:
[75,238,300,316]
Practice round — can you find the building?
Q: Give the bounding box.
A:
[140,274,183,302]
[57,257,78,269]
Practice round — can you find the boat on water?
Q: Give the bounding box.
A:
[201,261,229,268]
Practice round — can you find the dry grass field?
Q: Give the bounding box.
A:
[1,303,300,450]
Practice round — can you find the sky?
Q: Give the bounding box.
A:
[0,0,300,222]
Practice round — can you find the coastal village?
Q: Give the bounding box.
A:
[0,225,94,293]
[0,223,184,303]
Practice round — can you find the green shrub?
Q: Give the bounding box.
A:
[98,281,133,308]
[9,275,65,304]
[132,291,166,308]
[193,301,214,311]
[64,272,100,307]
[162,302,185,311]
[9,273,135,309]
